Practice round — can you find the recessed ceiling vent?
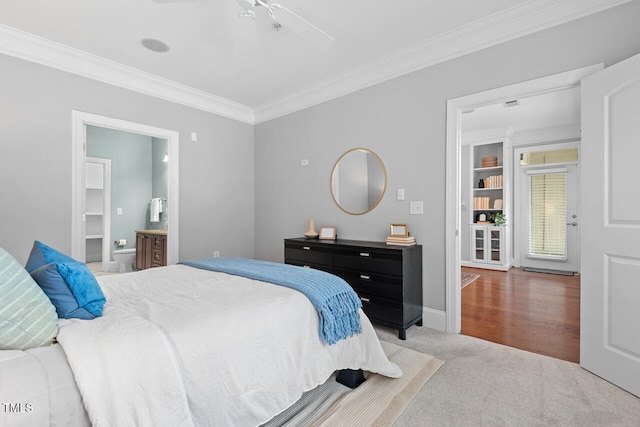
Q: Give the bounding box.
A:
[503,100,520,108]
[141,38,170,53]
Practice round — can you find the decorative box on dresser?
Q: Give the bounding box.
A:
[284,238,423,340]
[136,230,167,270]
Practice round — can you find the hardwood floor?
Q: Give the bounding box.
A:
[461,266,580,363]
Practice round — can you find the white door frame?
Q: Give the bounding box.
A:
[444,64,602,333]
[71,111,180,265]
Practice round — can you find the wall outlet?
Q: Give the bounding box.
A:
[213,251,220,258]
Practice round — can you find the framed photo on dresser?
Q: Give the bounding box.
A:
[319,226,337,240]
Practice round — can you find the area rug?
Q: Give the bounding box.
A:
[263,341,444,427]
[461,272,480,288]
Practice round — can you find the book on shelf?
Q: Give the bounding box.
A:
[473,196,491,209]
[486,175,503,189]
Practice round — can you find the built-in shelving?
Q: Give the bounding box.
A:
[465,141,511,270]
[85,160,105,263]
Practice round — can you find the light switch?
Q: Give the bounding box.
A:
[410,201,424,215]
[301,159,309,166]
[191,132,198,142]
[116,208,123,215]
[397,188,405,201]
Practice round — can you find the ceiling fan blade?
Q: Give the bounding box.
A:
[272,4,334,50]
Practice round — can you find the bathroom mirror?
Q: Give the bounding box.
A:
[330,148,387,215]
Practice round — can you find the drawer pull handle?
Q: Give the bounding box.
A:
[360,275,370,280]
[303,246,311,250]
[360,297,370,303]
[360,252,370,257]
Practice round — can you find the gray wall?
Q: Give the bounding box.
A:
[254,1,640,313]
[0,54,254,265]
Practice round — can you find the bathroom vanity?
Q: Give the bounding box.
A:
[135,230,167,270]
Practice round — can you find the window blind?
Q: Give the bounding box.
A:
[528,172,567,258]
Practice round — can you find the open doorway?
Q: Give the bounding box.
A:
[445,65,603,338]
[85,127,169,273]
[71,111,180,266]
[456,88,582,362]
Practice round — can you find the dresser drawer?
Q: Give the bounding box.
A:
[334,247,403,276]
[358,293,403,325]
[285,259,333,274]
[285,242,333,267]
[334,268,402,301]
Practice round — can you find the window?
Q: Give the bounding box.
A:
[528,172,567,258]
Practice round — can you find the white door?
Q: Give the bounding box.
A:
[581,52,640,397]
[518,160,579,273]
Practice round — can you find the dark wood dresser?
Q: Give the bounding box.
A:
[284,237,423,339]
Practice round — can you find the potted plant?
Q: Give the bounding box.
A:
[491,212,506,226]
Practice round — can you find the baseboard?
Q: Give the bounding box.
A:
[421,307,446,332]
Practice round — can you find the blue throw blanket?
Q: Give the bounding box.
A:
[180,258,362,345]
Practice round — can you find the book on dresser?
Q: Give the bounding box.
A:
[284,237,423,340]
[385,236,416,246]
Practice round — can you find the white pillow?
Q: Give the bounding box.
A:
[0,247,58,350]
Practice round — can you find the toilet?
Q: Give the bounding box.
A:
[113,248,136,273]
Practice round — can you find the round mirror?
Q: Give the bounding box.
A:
[330,148,387,215]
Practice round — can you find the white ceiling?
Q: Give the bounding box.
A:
[0,0,629,123]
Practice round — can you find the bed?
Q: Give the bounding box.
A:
[1,244,401,427]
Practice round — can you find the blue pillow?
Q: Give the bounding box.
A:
[30,261,106,319]
[25,240,76,273]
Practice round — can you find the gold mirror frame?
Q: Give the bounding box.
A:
[330,148,387,215]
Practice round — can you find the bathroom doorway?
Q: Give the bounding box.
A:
[85,127,168,272]
[71,111,180,266]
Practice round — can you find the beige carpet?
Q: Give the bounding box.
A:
[461,273,480,288]
[264,341,443,427]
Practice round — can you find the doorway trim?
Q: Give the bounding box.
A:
[71,111,180,265]
[444,64,602,333]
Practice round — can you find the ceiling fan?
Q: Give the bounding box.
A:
[153,0,334,49]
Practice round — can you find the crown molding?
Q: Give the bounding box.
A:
[0,24,254,124]
[0,0,630,125]
[253,0,631,123]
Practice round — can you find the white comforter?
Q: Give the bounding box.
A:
[57,265,401,427]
